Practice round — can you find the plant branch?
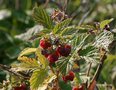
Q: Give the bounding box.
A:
[0,64,29,79]
[44,0,49,8]
[49,64,55,74]
[88,50,107,88]
[87,62,92,76]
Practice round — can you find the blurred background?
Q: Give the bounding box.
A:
[0,0,116,88]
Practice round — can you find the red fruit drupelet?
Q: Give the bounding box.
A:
[47,53,59,63]
[40,39,51,49]
[62,71,75,82]
[57,44,71,57]
[68,71,75,81]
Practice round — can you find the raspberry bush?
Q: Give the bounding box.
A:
[0,4,115,90]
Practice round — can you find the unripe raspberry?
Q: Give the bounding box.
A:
[57,44,71,57]
[40,39,51,49]
[47,53,59,63]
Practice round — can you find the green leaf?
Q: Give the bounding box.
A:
[15,25,43,41]
[94,31,113,51]
[30,69,48,90]
[73,34,89,50]
[78,44,100,63]
[59,81,72,90]
[37,75,57,90]
[53,19,71,34]
[60,26,77,36]
[17,56,40,69]
[77,25,95,30]
[35,48,48,68]
[33,6,53,29]
[56,59,69,75]
[76,25,95,33]
[18,48,36,59]
[100,18,114,29]
[75,73,82,84]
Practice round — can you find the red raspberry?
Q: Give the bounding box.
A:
[69,71,74,80]
[41,49,50,58]
[57,45,66,56]
[14,83,26,90]
[62,71,75,82]
[57,44,71,57]
[62,76,68,83]
[65,44,71,55]
[47,53,59,63]
[67,71,75,81]
[40,39,51,49]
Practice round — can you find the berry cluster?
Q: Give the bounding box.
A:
[40,38,71,63]
[62,71,75,83]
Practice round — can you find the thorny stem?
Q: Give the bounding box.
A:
[49,64,60,90]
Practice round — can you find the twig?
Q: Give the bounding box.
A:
[49,64,55,74]
[63,0,68,12]
[0,64,29,79]
[44,0,49,8]
[87,62,92,76]
[78,10,91,25]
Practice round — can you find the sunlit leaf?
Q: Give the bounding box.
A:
[17,56,40,69]
[78,44,100,63]
[53,19,71,34]
[15,25,43,41]
[37,75,57,90]
[33,6,53,29]
[35,48,48,68]
[30,69,47,90]
[100,18,114,29]
[18,48,36,59]
[77,25,95,30]
[94,31,113,51]
[60,26,77,36]
[56,59,69,75]
[75,73,82,84]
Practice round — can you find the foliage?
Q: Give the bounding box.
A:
[0,0,116,90]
